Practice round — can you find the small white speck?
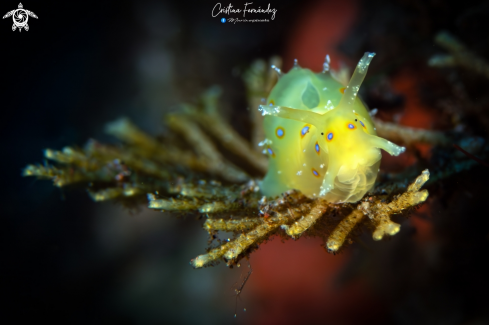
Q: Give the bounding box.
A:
[303,149,306,153]
[296,170,302,176]
[277,171,282,174]
[353,110,355,112]
[320,164,325,168]
[323,87,328,91]
[258,139,272,147]
[326,172,329,174]
[324,100,335,111]
[303,163,306,167]
[374,128,377,130]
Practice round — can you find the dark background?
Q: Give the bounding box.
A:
[2,0,489,324]
[0,1,295,323]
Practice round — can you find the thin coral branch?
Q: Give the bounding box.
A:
[191,213,295,268]
[188,170,430,267]
[105,118,161,150]
[147,179,262,214]
[326,210,364,253]
[281,199,331,239]
[88,185,142,201]
[359,170,430,241]
[429,31,489,79]
[23,162,116,187]
[147,194,207,211]
[166,114,249,183]
[372,118,450,147]
[183,106,268,175]
[203,218,263,233]
[106,118,216,173]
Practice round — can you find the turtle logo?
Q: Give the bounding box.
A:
[3,3,37,32]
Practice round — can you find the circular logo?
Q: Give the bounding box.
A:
[13,9,28,27]
[3,3,38,32]
[221,18,226,23]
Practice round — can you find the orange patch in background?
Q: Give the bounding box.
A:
[284,0,359,71]
[392,69,436,130]
[245,238,385,324]
[388,69,438,162]
[415,143,432,160]
[408,201,435,244]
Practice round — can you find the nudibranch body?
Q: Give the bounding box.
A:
[259,53,405,203]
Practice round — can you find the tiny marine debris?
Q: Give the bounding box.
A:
[23,48,487,269]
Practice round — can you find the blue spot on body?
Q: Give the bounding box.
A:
[348,123,355,129]
[313,170,319,176]
[221,18,226,23]
[315,143,320,153]
[327,132,333,140]
[360,121,365,127]
[301,126,310,136]
[277,128,284,137]
[267,148,273,155]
